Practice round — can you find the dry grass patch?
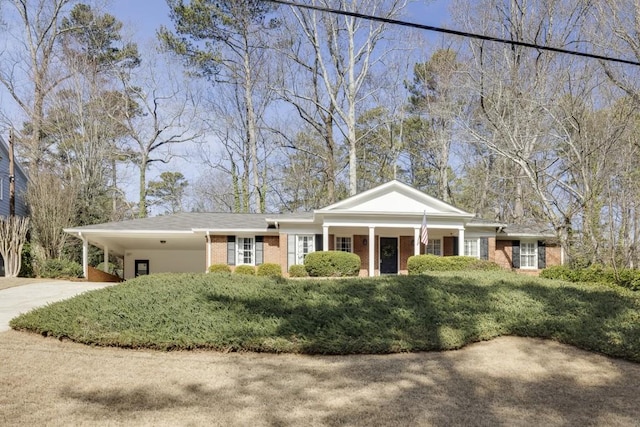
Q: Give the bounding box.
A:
[0,277,57,291]
[1,331,639,426]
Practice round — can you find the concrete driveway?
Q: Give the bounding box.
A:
[0,281,116,332]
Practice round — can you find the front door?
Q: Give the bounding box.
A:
[135,260,149,277]
[379,237,398,274]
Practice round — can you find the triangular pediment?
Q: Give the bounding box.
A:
[318,180,472,216]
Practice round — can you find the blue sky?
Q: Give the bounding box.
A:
[105,0,453,212]
[109,0,452,42]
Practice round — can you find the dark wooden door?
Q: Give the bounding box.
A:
[380,238,398,274]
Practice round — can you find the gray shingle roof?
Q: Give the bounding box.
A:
[66,212,312,232]
[499,223,555,237]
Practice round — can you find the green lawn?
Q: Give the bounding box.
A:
[10,271,640,360]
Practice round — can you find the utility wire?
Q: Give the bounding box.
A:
[266,0,640,67]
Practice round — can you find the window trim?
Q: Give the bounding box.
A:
[295,234,315,265]
[236,236,255,266]
[464,238,479,258]
[334,235,353,253]
[426,239,442,256]
[520,240,538,269]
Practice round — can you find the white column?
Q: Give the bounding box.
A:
[413,227,420,256]
[205,232,211,271]
[368,226,375,277]
[323,226,329,251]
[458,227,465,256]
[82,237,89,279]
[103,245,109,272]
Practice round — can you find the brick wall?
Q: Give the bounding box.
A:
[495,240,513,270]
[399,236,413,273]
[263,235,280,264]
[546,243,561,267]
[488,237,496,262]
[354,234,378,276]
[210,235,227,265]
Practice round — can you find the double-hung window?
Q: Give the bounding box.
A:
[335,236,352,252]
[464,239,479,258]
[296,235,315,264]
[237,237,254,265]
[426,239,441,256]
[520,241,537,269]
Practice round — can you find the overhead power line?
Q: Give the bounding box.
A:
[266,0,640,67]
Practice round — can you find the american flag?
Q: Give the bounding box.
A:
[420,211,429,246]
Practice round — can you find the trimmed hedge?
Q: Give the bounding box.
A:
[304,251,360,277]
[39,258,83,279]
[233,265,256,275]
[541,265,640,291]
[208,264,231,274]
[256,263,282,277]
[408,254,501,275]
[288,264,309,278]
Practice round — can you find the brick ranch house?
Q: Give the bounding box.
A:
[65,180,563,280]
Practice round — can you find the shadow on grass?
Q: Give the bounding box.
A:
[56,339,640,425]
[204,274,640,361]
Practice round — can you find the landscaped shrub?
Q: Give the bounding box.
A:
[288,264,309,278]
[304,251,360,277]
[256,263,282,277]
[18,242,34,278]
[541,264,640,291]
[208,264,232,274]
[540,265,577,281]
[408,255,501,274]
[39,258,83,279]
[233,265,255,275]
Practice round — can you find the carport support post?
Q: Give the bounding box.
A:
[103,246,109,272]
[368,226,375,277]
[81,236,88,279]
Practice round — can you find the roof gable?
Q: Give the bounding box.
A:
[318,180,472,216]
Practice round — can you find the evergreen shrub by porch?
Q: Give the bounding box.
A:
[408,255,501,275]
[208,264,231,274]
[541,265,640,290]
[39,259,83,279]
[256,263,282,277]
[304,251,360,277]
[288,264,309,277]
[233,265,255,275]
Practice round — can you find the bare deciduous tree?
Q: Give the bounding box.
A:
[0,216,29,277]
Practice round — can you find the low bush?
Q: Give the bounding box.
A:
[304,251,360,277]
[19,242,34,278]
[408,255,501,274]
[256,263,282,277]
[288,264,309,278]
[208,264,231,274]
[233,265,255,275]
[542,264,640,291]
[95,262,118,275]
[39,258,83,279]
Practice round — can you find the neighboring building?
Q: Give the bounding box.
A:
[0,135,29,276]
[65,180,563,280]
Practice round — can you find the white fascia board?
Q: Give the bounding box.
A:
[264,217,315,223]
[65,229,197,235]
[315,210,475,219]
